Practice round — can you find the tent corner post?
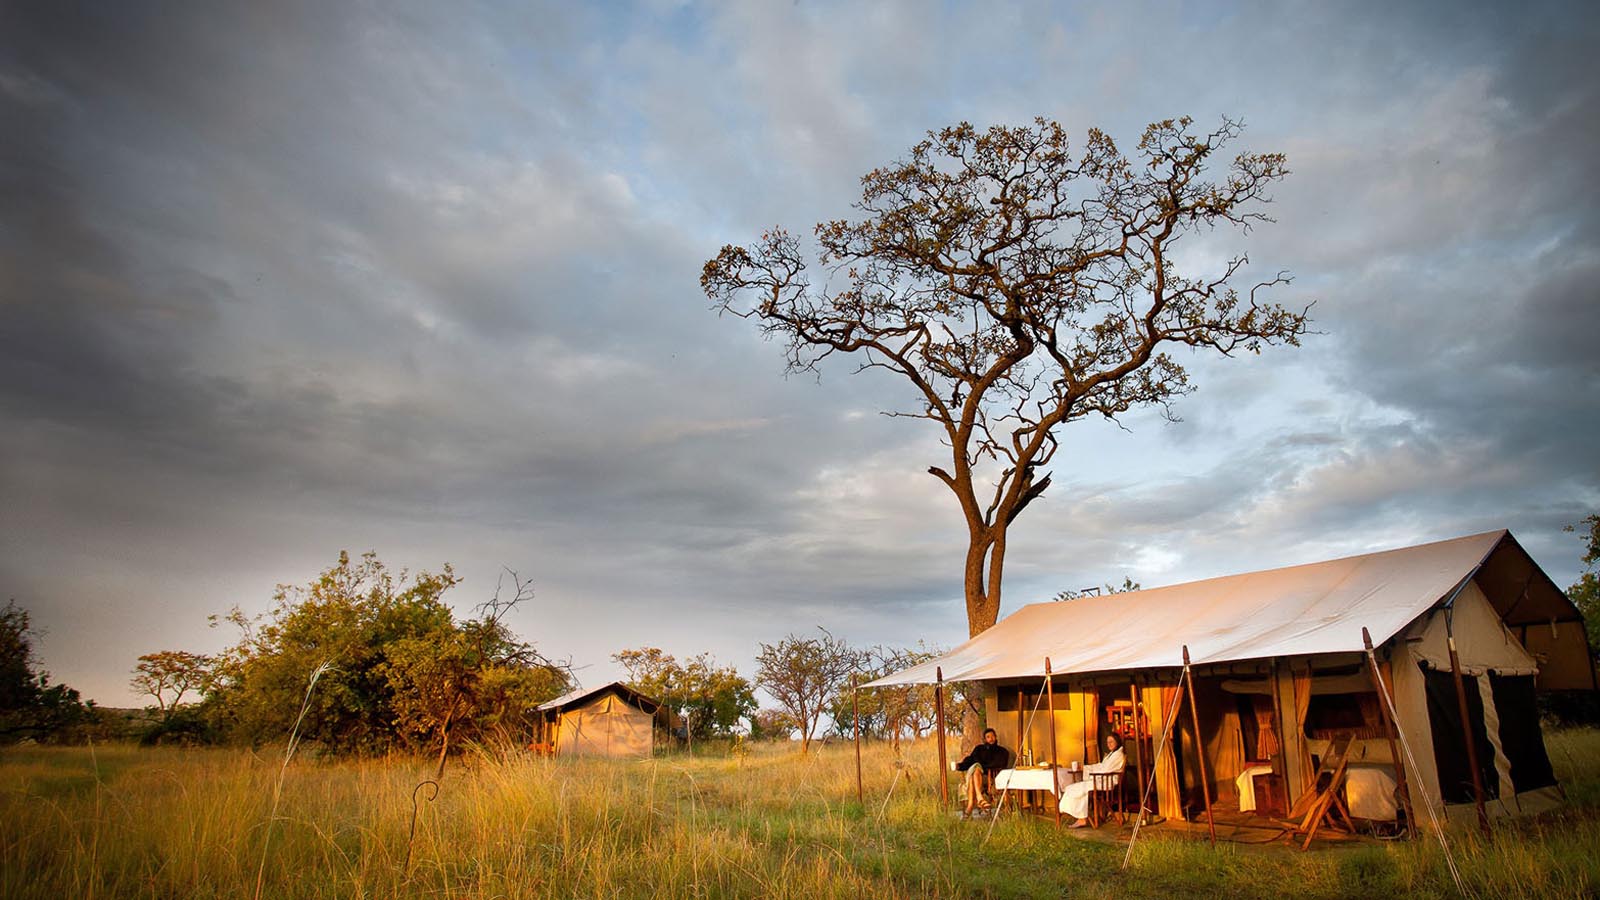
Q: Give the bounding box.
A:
[1444,619,1492,836]
[1046,657,1061,828]
[935,667,949,809]
[853,675,863,806]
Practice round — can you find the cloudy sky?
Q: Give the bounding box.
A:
[2,1,1596,707]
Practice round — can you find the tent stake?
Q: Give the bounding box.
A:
[935,667,948,809]
[1362,627,1416,837]
[1182,646,1217,846]
[1046,658,1061,828]
[1445,611,1492,835]
[853,675,863,806]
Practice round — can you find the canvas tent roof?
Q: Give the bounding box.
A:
[865,530,1589,688]
[537,682,661,714]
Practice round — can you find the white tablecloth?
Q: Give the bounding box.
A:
[994,767,1078,796]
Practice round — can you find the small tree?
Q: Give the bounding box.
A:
[613,647,756,742]
[752,708,796,742]
[755,629,860,753]
[704,116,1309,638]
[131,650,213,720]
[833,644,942,747]
[1567,514,1600,653]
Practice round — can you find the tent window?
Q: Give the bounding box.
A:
[1488,673,1557,793]
[1304,692,1385,741]
[1421,665,1501,803]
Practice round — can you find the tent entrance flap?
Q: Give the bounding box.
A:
[1422,666,1500,804]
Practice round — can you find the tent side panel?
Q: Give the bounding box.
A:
[1270,662,1311,806]
[1519,620,1600,691]
[1392,640,1444,815]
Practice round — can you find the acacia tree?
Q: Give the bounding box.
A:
[755,629,860,753]
[130,650,212,720]
[703,117,1310,636]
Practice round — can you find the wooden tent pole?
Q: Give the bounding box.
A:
[935,667,949,808]
[1362,627,1415,837]
[1444,612,1491,835]
[853,675,864,806]
[1046,658,1061,827]
[1182,646,1217,846]
[1130,681,1148,816]
[1080,680,1089,762]
[1016,685,1025,762]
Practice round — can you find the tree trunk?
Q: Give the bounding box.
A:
[963,528,1005,636]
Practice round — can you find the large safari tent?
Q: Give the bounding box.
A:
[867,530,1596,829]
[535,682,665,759]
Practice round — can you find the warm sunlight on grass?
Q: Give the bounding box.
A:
[2,730,1597,899]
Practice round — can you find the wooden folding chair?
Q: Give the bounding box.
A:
[1285,732,1359,849]
[1088,771,1126,827]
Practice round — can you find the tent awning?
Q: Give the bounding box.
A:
[864,530,1559,687]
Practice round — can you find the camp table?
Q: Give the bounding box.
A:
[995,765,1079,811]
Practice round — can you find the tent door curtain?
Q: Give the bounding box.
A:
[1421,665,1500,804]
[1486,673,1557,795]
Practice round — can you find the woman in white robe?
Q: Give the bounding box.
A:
[1060,733,1126,826]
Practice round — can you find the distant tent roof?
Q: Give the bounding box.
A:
[537,681,662,714]
[865,530,1587,687]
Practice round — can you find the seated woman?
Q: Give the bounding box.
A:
[1059,733,1126,827]
[953,727,1010,816]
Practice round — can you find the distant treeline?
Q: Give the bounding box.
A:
[3,552,970,757]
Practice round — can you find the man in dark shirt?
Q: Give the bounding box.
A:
[954,727,1011,816]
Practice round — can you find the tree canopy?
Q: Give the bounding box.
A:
[754,629,861,753]
[1567,514,1600,653]
[612,647,757,741]
[1,600,92,743]
[703,116,1309,635]
[205,553,570,757]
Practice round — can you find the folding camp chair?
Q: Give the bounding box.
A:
[1285,732,1359,849]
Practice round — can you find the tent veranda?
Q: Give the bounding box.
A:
[865,530,1596,828]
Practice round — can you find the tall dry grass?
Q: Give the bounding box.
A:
[1,729,1596,899]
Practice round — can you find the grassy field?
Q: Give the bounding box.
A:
[2,729,1597,899]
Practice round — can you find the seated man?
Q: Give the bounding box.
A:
[953,727,1011,816]
[1060,733,1127,827]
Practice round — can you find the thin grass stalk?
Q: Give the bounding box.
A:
[253,659,331,900]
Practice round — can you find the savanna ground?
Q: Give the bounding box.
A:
[2,729,1598,899]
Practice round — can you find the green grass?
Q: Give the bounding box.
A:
[1,729,1597,899]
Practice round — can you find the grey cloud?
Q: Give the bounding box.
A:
[2,0,1596,704]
